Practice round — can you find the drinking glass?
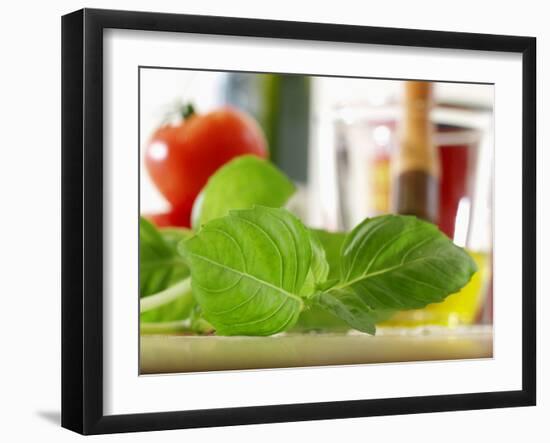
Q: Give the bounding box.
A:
[312,98,493,327]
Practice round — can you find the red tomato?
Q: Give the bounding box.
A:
[143,206,191,228]
[145,106,268,227]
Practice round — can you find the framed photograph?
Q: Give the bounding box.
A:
[62,8,536,435]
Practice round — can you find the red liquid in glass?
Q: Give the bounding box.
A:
[438,142,470,238]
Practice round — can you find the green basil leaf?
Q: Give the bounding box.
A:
[180,206,311,336]
[159,227,194,248]
[139,218,191,297]
[311,229,346,281]
[309,230,330,283]
[313,289,378,334]
[338,215,477,309]
[294,230,350,331]
[140,290,195,323]
[300,230,330,297]
[192,155,295,229]
[291,305,350,332]
[316,215,477,333]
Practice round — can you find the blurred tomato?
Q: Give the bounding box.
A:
[145,105,268,227]
[143,206,192,228]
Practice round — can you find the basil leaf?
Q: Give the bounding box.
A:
[316,215,477,333]
[139,218,191,297]
[338,215,477,309]
[180,206,311,336]
[313,289,378,334]
[311,229,346,280]
[291,305,350,332]
[294,231,352,331]
[300,230,330,297]
[159,227,194,248]
[140,290,195,323]
[192,155,295,229]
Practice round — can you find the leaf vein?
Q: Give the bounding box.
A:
[235,216,285,287]
[187,251,303,306]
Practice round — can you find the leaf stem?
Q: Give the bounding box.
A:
[140,278,192,313]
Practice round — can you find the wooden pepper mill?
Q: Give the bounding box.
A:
[392,81,440,223]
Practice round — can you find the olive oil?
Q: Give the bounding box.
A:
[380,250,490,327]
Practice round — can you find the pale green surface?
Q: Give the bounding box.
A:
[140,325,493,374]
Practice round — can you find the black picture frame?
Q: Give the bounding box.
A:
[62,8,536,435]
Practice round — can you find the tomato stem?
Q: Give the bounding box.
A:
[181,103,196,120]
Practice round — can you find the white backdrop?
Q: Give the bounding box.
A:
[0,1,545,442]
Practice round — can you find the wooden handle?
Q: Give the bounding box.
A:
[397,81,439,174]
[392,81,440,223]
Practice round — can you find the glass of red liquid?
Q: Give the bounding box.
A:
[436,125,480,239]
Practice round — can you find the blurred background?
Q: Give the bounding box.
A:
[140,69,494,330]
